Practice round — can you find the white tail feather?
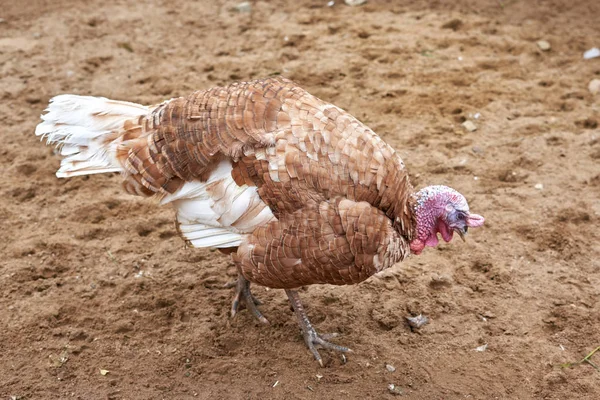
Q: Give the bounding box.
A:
[35,94,149,178]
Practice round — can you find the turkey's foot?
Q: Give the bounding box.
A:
[225,275,269,325]
[286,289,351,367]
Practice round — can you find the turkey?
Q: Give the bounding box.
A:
[35,77,484,365]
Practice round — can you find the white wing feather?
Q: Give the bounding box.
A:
[162,160,276,249]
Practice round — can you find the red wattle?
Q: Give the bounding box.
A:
[438,221,454,242]
[425,233,439,247]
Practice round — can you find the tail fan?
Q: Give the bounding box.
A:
[35,94,149,178]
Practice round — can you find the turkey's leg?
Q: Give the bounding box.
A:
[226,274,269,325]
[285,289,351,366]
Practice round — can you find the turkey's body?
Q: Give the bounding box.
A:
[36,77,418,364]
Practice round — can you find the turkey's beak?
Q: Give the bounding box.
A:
[455,226,468,242]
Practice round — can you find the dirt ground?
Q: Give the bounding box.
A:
[1,0,599,398]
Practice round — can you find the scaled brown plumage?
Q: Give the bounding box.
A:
[113,77,415,289]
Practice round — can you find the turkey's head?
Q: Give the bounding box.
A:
[409,185,484,255]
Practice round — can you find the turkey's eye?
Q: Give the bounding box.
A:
[455,211,466,221]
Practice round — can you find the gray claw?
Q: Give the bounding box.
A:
[286,289,351,366]
[229,275,269,324]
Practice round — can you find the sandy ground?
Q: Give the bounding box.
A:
[1,0,599,398]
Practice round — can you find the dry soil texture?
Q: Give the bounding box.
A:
[1,0,599,399]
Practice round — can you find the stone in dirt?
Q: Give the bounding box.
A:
[345,0,367,5]
[462,120,477,132]
[536,40,551,51]
[235,2,251,13]
[588,79,600,95]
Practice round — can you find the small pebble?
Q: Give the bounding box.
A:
[0,18,6,24]
[534,183,544,190]
[345,0,367,5]
[327,0,335,6]
[442,19,463,31]
[475,344,488,352]
[588,79,600,95]
[235,1,252,13]
[388,384,404,396]
[462,120,477,132]
[385,364,396,372]
[536,40,551,51]
[583,47,600,60]
[406,314,429,329]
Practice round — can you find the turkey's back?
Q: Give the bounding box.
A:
[131,77,415,232]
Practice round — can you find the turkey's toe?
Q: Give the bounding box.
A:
[228,275,269,324]
[303,329,351,367]
[286,289,351,366]
[307,329,350,352]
